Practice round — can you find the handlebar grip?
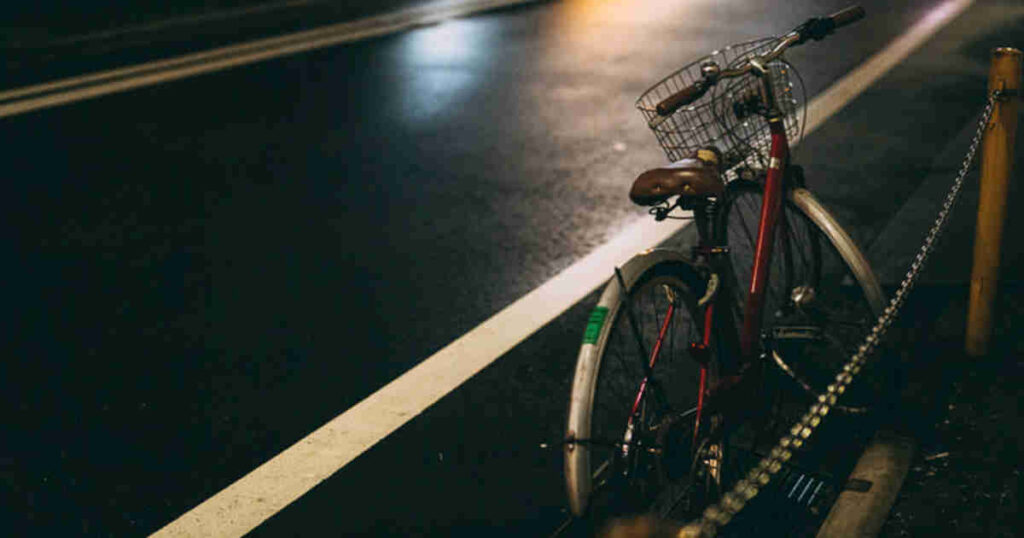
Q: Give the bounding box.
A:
[655,80,711,116]
[794,5,865,44]
[830,5,865,29]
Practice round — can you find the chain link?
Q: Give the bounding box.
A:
[678,92,1002,538]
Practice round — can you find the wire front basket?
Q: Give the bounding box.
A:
[636,38,805,181]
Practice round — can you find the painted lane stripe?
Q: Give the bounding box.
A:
[0,0,539,119]
[802,0,975,136]
[151,0,973,535]
[31,0,313,48]
[151,217,688,538]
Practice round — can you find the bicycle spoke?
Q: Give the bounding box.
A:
[615,267,654,379]
[571,263,721,522]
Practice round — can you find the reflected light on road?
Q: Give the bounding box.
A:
[557,0,676,25]
[403,18,487,65]
[520,0,716,140]
[541,0,716,65]
[397,19,491,124]
[548,0,716,32]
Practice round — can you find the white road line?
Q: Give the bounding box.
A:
[151,1,973,536]
[802,0,975,137]
[0,0,538,119]
[36,0,312,48]
[152,217,686,538]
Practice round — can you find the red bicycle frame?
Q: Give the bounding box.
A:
[624,75,791,450]
[739,116,789,359]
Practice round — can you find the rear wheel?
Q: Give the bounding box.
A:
[564,250,721,525]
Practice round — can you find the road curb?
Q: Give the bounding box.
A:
[816,430,916,538]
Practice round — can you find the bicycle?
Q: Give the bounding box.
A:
[563,5,888,529]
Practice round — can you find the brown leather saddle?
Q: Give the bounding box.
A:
[629,148,724,206]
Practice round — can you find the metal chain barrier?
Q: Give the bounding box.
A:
[675,92,1003,538]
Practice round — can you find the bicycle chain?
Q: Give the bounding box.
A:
[678,92,1003,538]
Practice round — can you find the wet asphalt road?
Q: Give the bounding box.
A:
[2,0,429,88]
[2,0,1023,536]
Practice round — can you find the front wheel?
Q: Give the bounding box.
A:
[715,179,886,413]
[564,250,719,523]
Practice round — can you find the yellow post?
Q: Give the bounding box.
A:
[965,47,1022,357]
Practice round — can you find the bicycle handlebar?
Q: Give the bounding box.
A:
[654,5,866,117]
[794,5,866,45]
[655,78,713,116]
[831,5,867,30]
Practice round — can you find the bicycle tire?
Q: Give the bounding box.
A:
[715,179,886,413]
[564,249,717,521]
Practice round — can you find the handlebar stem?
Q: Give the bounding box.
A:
[717,33,801,80]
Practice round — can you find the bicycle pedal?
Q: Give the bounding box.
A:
[690,245,730,257]
[771,326,823,341]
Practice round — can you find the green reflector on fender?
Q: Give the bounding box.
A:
[582,306,609,344]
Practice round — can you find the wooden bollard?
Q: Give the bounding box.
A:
[965,47,1021,357]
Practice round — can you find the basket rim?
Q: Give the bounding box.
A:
[635,36,783,111]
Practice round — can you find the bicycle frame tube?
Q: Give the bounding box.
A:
[626,302,675,430]
[739,116,789,359]
[692,303,713,448]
